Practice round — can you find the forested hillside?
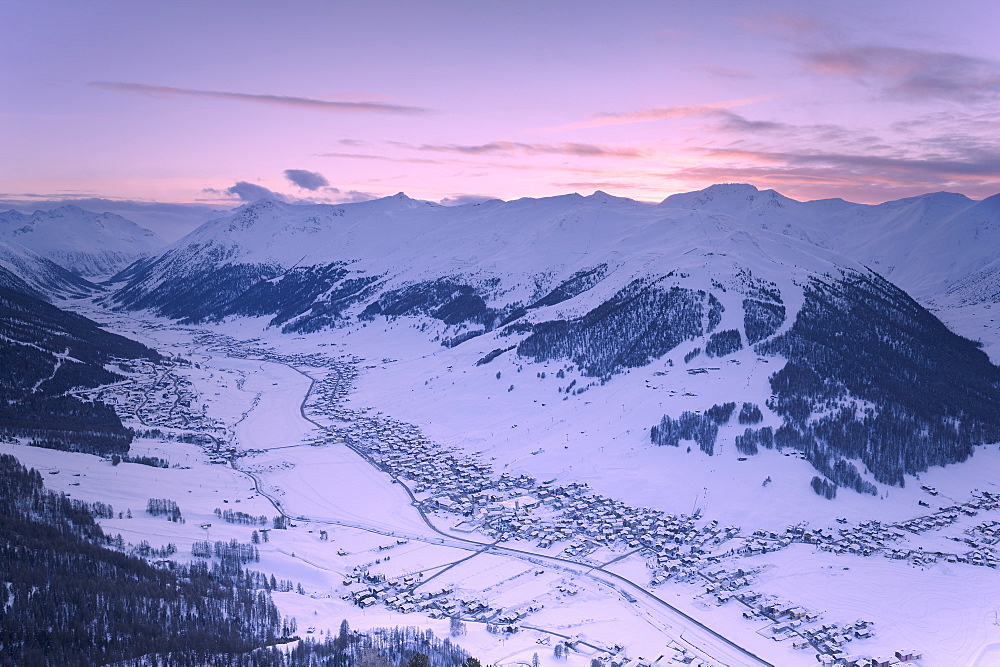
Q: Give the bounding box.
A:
[0,279,158,456]
[0,453,480,667]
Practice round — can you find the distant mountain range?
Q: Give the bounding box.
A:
[4,184,1000,497]
[0,206,161,454]
[0,237,101,300]
[0,204,165,278]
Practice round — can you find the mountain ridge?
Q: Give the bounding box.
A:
[94,184,1000,497]
[0,205,165,278]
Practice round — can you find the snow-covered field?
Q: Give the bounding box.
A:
[8,300,1000,666]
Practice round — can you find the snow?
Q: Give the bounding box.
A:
[0,237,98,298]
[742,545,1000,666]
[10,184,1000,665]
[0,205,165,277]
[9,302,995,666]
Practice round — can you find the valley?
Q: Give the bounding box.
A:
[8,3,1000,663]
[6,293,999,666]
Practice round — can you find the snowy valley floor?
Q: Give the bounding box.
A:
[7,302,1000,666]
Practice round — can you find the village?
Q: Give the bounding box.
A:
[77,329,1000,665]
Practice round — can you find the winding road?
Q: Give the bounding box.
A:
[220,355,775,667]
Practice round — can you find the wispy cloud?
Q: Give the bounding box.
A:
[332,190,380,204]
[552,96,776,131]
[729,148,1000,179]
[407,141,646,158]
[700,65,755,80]
[712,110,790,134]
[553,180,664,193]
[686,143,1000,198]
[738,11,827,39]
[318,149,613,176]
[801,46,1000,104]
[552,103,725,131]
[90,81,429,114]
[315,152,444,165]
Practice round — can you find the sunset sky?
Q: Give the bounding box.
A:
[4,0,1000,227]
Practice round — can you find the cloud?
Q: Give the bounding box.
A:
[668,141,1000,205]
[553,103,725,131]
[801,46,1000,103]
[317,150,610,175]
[331,190,380,203]
[552,181,664,194]
[738,11,826,38]
[201,181,384,207]
[411,141,646,158]
[700,65,755,80]
[438,194,501,206]
[283,169,329,191]
[712,110,791,134]
[704,145,1000,179]
[315,152,444,165]
[202,181,288,202]
[552,96,776,131]
[90,81,429,114]
[226,181,286,202]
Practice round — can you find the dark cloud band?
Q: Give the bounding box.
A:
[90,81,428,115]
[283,169,329,191]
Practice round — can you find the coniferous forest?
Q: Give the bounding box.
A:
[759,272,1000,489]
[0,453,478,666]
[0,282,158,456]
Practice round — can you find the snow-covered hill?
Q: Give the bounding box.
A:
[105,185,1000,498]
[0,237,102,300]
[0,205,166,278]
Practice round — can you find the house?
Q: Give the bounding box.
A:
[872,657,899,667]
[842,655,871,667]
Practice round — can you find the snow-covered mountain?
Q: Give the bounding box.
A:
[0,205,166,278]
[660,184,1000,301]
[0,237,102,300]
[106,185,1000,497]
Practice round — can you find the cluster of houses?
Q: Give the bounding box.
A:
[90,358,227,446]
[730,588,873,654]
[809,520,907,557]
[702,565,760,600]
[298,360,746,578]
[132,337,946,664]
[341,562,537,630]
[732,495,1000,572]
[817,650,922,666]
[798,618,874,656]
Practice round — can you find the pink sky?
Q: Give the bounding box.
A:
[4,0,1000,215]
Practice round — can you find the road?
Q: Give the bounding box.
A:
[223,354,775,667]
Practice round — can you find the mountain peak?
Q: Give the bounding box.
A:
[659,183,786,211]
[701,183,761,196]
[43,203,93,218]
